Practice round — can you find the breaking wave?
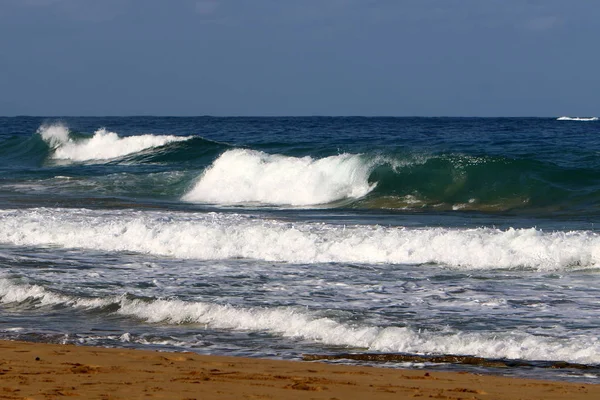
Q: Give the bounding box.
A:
[183,149,375,206]
[182,150,600,212]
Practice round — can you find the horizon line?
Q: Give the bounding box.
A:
[0,115,578,119]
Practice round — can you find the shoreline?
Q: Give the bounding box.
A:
[0,340,598,399]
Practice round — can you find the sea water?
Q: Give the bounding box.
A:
[1,116,599,382]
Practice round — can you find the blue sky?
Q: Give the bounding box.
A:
[1,0,599,116]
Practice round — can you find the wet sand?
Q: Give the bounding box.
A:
[0,340,598,399]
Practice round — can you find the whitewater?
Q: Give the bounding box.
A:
[1,277,599,365]
[1,116,600,383]
[1,208,599,270]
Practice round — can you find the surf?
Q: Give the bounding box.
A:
[1,277,598,365]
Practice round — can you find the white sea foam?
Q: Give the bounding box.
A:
[75,333,205,349]
[183,149,375,205]
[38,124,71,147]
[1,277,598,364]
[557,116,598,121]
[37,124,191,161]
[1,208,600,270]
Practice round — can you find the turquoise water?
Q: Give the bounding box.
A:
[1,116,599,382]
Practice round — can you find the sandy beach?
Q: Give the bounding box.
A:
[0,340,597,399]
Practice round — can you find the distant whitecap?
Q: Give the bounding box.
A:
[556,116,598,121]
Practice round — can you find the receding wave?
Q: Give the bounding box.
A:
[1,278,598,365]
[1,208,599,270]
[183,149,376,205]
[557,116,598,121]
[38,124,192,162]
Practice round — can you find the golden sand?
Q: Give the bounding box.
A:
[0,340,598,399]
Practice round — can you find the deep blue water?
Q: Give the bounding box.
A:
[1,116,599,383]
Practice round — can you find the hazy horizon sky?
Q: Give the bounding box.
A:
[1,0,599,117]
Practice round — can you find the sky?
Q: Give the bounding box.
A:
[0,0,599,117]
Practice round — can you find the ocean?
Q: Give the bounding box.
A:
[1,116,599,383]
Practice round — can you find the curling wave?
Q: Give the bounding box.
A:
[0,278,598,365]
[0,208,599,270]
[182,150,600,212]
